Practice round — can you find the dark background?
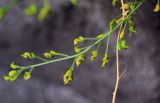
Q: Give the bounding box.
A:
[0,0,160,103]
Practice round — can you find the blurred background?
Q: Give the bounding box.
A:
[0,0,160,103]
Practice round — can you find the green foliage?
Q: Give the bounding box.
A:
[38,3,51,21]
[24,3,38,16]
[0,7,5,20]
[70,0,80,6]
[112,0,118,6]
[109,19,117,31]
[2,1,148,102]
[117,38,129,51]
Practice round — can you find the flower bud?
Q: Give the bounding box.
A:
[96,34,105,39]
[120,30,125,39]
[23,72,32,80]
[43,52,52,58]
[154,4,160,12]
[90,49,98,62]
[101,53,109,68]
[76,54,85,67]
[10,62,19,69]
[74,46,82,53]
[63,68,73,85]
[22,52,36,59]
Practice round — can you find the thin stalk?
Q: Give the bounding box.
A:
[112,1,144,103]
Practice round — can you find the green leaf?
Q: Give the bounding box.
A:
[112,0,118,6]
[117,38,129,51]
[127,15,137,33]
[38,3,51,21]
[0,7,5,20]
[109,19,117,31]
[24,3,38,16]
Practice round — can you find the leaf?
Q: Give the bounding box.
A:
[70,0,80,6]
[109,19,117,31]
[117,38,129,51]
[112,0,118,6]
[24,3,37,16]
[127,15,137,33]
[0,7,5,20]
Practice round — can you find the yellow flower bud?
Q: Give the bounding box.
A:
[23,72,31,80]
[101,53,109,68]
[63,68,73,85]
[78,36,85,42]
[96,34,105,39]
[3,76,10,81]
[90,49,98,61]
[74,46,82,53]
[43,52,52,58]
[120,30,125,39]
[50,50,57,56]
[21,52,36,59]
[115,17,122,24]
[9,70,17,77]
[121,4,129,10]
[76,54,85,67]
[10,62,19,69]
[74,39,80,45]
[154,4,160,12]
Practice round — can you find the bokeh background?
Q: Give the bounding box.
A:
[0,0,160,103]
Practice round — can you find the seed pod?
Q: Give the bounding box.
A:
[74,36,85,46]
